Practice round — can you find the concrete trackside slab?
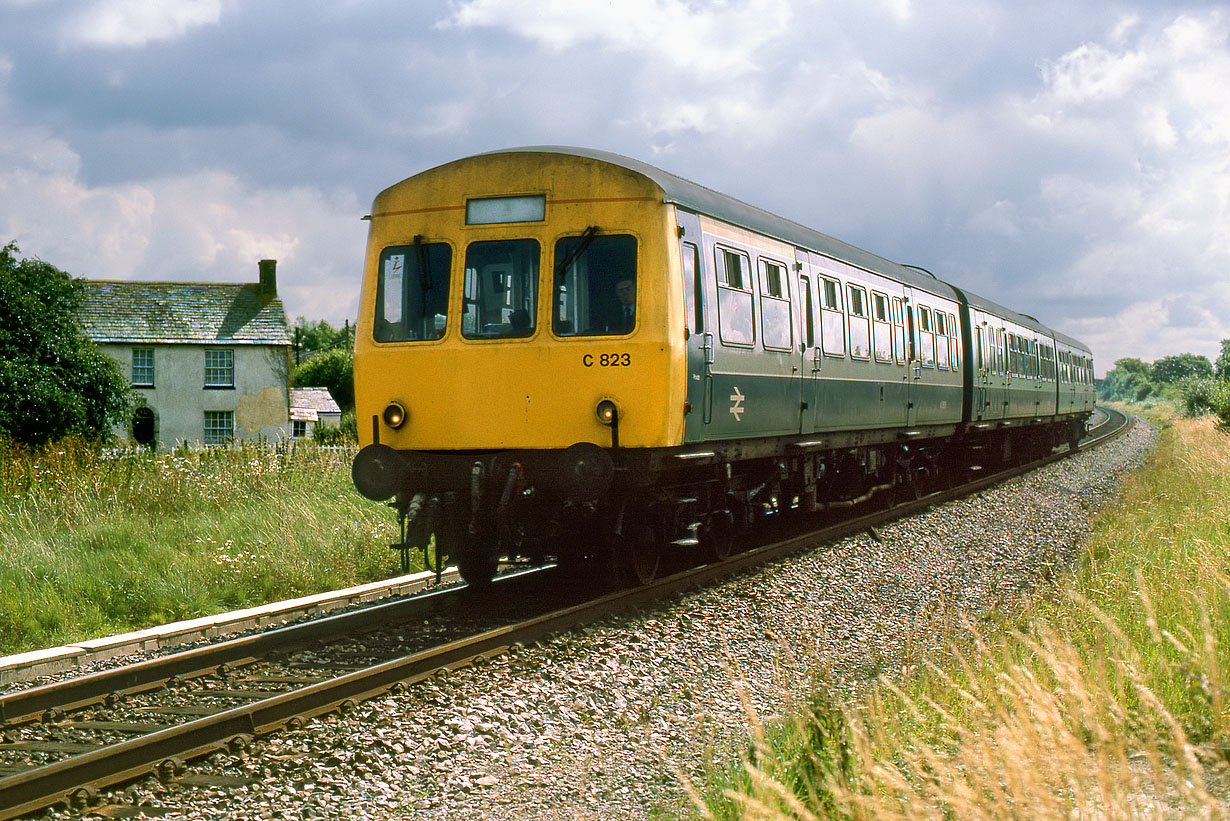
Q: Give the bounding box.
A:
[0,569,451,687]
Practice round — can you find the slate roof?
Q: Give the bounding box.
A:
[78,280,292,346]
[289,388,341,422]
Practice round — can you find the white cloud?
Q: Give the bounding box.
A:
[64,0,227,48]
[1024,11,1230,370]
[0,120,364,323]
[443,0,793,77]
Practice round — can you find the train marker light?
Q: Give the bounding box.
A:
[383,402,407,429]
[596,400,618,426]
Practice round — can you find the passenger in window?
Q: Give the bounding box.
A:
[608,278,636,333]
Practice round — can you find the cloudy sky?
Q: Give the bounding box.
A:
[2,0,1228,375]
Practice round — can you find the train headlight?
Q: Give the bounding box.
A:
[595,399,618,426]
[382,402,407,429]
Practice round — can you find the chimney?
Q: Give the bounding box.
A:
[258,259,277,298]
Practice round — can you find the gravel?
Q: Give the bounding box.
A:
[41,421,1154,820]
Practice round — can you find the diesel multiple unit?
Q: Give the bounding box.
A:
[351,147,1095,586]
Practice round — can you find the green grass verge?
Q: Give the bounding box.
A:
[0,440,405,656]
[695,410,1230,818]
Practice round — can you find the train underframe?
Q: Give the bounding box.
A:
[353,415,1089,588]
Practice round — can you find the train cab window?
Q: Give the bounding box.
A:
[820,277,845,356]
[552,233,637,337]
[758,258,793,351]
[934,312,950,369]
[847,284,870,359]
[716,246,754,346]
[462,239,539,339]
[917,306,936,367]
[374,241,453,342]
[891,297,906,364]
[871,292,892,363]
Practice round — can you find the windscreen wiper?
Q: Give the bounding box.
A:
[554,225,599,280]
[414,234,432,292]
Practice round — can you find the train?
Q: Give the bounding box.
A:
[350,147,1095,587]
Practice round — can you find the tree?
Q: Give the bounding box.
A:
[1216,339,1230,381]
[1098,357,1158,403]
[0,242,131,445]
[292,317,351,360]
[292,347,354,411]
[1149,353,1213,384]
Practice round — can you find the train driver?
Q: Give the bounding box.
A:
[610,277,636,333]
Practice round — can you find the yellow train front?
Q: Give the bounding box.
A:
[351,148,690,585]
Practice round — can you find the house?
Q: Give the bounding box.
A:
[78,260,294,448]
[289,388,342,438]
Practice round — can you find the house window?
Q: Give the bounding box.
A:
[132,348,154,387]
[292,420,308,438]
[204,411,233,445]
[205,349,234,388]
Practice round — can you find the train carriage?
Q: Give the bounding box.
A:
[352,147,1094,586]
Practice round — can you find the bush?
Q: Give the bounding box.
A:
[292,348,353,410]
[1174,376,1230,427]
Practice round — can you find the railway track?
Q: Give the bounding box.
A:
[0,407,1129,819]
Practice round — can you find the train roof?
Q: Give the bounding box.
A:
[483,146,959,300]
[473,147,1082,349]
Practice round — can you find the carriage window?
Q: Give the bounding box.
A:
[682,242,703,334]
[375,241,453,342]
[716,245,754,346]
[949,313,959,370]
[759,258,792,351]
[917,306,936,367]
[553,233,637,337]
[462,239,539,339]
[934,312,950,369]
[847,284,870,359]
[871,292,891,362]
[820,276,845,356]
[799,275,814,348]
[891,297,906,364]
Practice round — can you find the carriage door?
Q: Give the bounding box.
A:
[902,287,920,427]
[797,251,820,433]
[973,314,988,421]
[678,210,712,439]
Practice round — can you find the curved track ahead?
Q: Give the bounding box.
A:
[0,407,1130,819]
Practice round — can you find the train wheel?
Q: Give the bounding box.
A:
[609,499,660,586]
[456,541,499,587]
[624,520,661,585]
[703,509,734,562]
[448,512,497,587]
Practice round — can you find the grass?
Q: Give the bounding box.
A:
[694,409,1230,818]
[0,439,405,657]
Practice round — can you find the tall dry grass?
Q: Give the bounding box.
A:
[698,414,1230,819]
